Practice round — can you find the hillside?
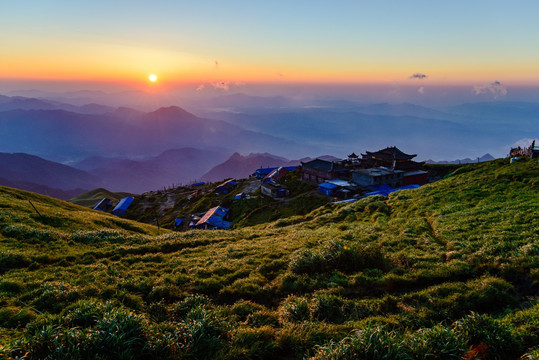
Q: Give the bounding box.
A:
[0,106,308,162]
[0,158,538,359]
[122,173,329,229]
[0,152,101,191]
[69,188,135,208]
[72,148,230,193]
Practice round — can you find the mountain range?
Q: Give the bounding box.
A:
[1,92,536,197]
[425,153,495,165]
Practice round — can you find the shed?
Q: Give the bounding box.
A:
[261,183,290,198]
[234,192,245,200]
[318,182,339,196]
[93,197,112,212]
[112,197,134,216]
[195,206,232,230]
[215,179,238,194]
[253,167,277,179]
[262,167,290,184]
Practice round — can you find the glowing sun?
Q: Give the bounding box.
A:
[148,74,158,82]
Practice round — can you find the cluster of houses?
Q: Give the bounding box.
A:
[252,146,428,201]
[92,146,430,231]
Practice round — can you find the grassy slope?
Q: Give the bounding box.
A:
[0,158,537,359]
[69,188,135,208]
[123,174,328,229]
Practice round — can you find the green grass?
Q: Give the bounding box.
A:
[0,158,538,359]
[69,188,135,208]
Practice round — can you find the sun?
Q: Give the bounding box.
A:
[148,74,158,82]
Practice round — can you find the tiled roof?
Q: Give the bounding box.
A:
[364,146,416,160]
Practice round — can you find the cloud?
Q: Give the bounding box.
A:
[418,86,425,94]
[196,84,205,91]
[510,138,537,149]
[473,80,507,98]
[212,81,229,91]
[277,72,284,77]
[409,73,428,80]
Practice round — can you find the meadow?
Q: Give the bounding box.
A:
[0,158,537,359]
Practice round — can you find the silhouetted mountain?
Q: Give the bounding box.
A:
[0,177,85,200]
[0,152,101,195]
[0,95,115,114]
[0,106,307,162]
[445,101,539,125]
[72,148,230,193]
[207,104,537,160]
[425,153,496,164]
[197,93,295,110]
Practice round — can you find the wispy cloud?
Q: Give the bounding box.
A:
[473,80,507,98]
[418,86,425,94]
[196,84,205,91]
[409,73,428,80]
[212,81,229,91]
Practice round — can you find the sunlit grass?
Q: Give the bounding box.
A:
[0,158,537,358]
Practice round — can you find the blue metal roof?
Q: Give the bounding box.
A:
[196,206,232,229]
[192,182,205,186]
[319,182,339,190]
[174,218,183,226]
[254,167,277,175]
[113,197,134,212]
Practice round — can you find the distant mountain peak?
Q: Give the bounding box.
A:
[149,106,195,117]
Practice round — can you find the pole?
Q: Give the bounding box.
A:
[28,200,43,219]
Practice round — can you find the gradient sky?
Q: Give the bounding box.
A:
[2,1,539,86]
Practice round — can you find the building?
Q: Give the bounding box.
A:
[253,166,298,179]
[195,206,232,230]
[353,167,404,187]
[234,192,245,200]
[262,167,290,184]
[261,182,290,198]
[510,140,539,159]
[402,170,429,186]
[215,179,238,194]
[318,182,339,196]
[361,146,424,171]
[112,197,134,216]
[300,159,347,183]
[318,179,357,198]
[93,198,111,212]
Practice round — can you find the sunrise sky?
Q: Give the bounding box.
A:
[2,0,539,88]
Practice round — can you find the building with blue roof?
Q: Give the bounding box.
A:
[215,179,238,194]
[93,198,112,212]
[195,206,232,230]
[112,196,134,216]
[253,166,298,179]
[318,182,339,196]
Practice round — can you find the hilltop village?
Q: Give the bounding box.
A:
[86,137,539,231]
[87,146,440,230]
